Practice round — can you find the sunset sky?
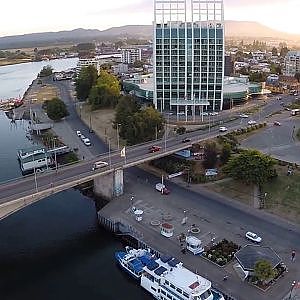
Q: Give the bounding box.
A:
[1,0,299,36]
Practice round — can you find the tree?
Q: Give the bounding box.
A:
[280,47,289,58]
[115,95,140,126]
[176,127,186,135]
[294,73,300,83]
[39,65,53,77]
[88,70,121,109]
[220,143,231,165]
[249,72,267,83]
[254,260,275,282]
[75,65,98,101]
[203,142,218,169]
[45,97,69,121]
[116,97,163,145]
[271,47,278,56]
[224,150,277,187]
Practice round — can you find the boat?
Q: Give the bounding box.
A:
[115,247,225,300]
[115,246,154,280]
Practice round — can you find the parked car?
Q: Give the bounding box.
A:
[219,126,228,132]
[76,130,82,137]
[248,120,257,125]
[83,138,91,146]
[182,138,191,143]
[92,161,108,170]
[155,183,170,195]
[245,231,262,243]
[274,121,281,126]
[80,134,86,141]
[209,112,219,116]
[202,112,209,116]
[149,146,161,153]
[239,113,249,118]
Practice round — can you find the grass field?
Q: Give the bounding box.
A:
[262,167,300,223]
[206,179,254,206]
[206,166,300,223]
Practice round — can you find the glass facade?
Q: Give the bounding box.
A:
[154,0,225,115]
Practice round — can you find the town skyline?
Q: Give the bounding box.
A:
[1,0,299,37]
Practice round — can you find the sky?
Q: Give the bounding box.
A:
[0,0,299,37]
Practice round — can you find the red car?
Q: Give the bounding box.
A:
[149,146,161,153]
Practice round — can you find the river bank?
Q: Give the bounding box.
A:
[0,58,32,67]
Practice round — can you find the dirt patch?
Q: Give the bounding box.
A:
[36,85,58,102]
[80,104,123,149]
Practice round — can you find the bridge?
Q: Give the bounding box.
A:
[0,124,234,220]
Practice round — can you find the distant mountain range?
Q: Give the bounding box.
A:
[0,21,299,50]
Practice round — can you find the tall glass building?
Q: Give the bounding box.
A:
[154,0,225,119]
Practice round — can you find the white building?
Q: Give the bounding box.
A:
[112,63,129,75]
[121,48,142,64]
[284,51,300,76]
[76,57,100,73]
[154,0,225,119]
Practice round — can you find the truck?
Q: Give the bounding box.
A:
[155,183,170,195]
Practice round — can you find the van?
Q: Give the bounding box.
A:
[92,161,108,170]
[155,183,170,195]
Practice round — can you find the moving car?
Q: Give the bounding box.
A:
[92,161,108,170]
[149,146,161,153]
[209,112,219,116]
[219,126,228,132]
[76,130,82,137]
[248,120,257,125]
[83,138,91,146]
[182,138,191,143]
[245,231,262,243]
[239,113,249,118]
[274,121,281,126]
[155,183,170,195]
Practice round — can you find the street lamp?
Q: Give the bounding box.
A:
[116,123,121,150]
[107,136,112,168]
[289,281,296,299]
[164,113,173,151]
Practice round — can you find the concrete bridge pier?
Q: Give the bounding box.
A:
[93,168,124,200]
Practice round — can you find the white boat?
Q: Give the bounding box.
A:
[115,247,225,300]
[141,255,225,300]
[114,247,154,280]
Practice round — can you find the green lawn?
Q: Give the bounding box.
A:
[206,167,300,223]
[262,171,300,223]
[206,179,254,206]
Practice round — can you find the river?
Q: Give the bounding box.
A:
[0,59,151,300]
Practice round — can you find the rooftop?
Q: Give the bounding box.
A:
[235,245,282,272]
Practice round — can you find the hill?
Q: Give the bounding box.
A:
[0,21,299,50]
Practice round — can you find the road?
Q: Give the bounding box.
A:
[0,85,298,205]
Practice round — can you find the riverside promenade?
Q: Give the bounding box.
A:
[98,169,300,300]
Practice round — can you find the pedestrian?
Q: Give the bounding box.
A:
[292,250,296,262]
[82,155,85,160]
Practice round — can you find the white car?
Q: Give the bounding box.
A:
[209,112,219,116]
[76,130,81,137]
[245,231,262,243]
[83,138,91,146]
[80,134,86,141]
[202,112,209,116]
[248,120,257,125]
[219,126,228,132]
[239,114,249,118]
[92,161,108,170]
